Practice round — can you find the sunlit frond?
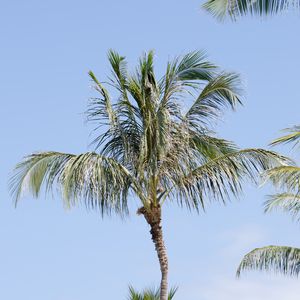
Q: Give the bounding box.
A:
[164,149,289,210]
[202,0,300,21]
[264,193,300,220]
[10,151,141,215]
[237,246,300,277]
[270,125,300,148]
[264,166,300,191]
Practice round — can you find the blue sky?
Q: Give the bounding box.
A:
[1,1,300,299]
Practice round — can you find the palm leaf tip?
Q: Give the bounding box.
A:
[202,0,229,21]
[270,125,300,148]
[237,246,300,277]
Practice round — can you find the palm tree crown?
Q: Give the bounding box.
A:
[10,50,289,300]
[11,50,287,212]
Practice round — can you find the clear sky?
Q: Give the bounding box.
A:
[1,1,300,299]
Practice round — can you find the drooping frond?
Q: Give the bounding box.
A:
[270,125,300,148]
[264,193,300,220]
[127,286,177,300]
[237,246,300,277]
[9,151,142,215]
[202,0,300,21]
[264,166,300,191]
[185,72,242,127]
[163,149,289,210]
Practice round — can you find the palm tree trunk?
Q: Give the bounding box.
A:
[138,205,169,300]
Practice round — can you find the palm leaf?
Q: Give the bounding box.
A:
[9,151,144,215]
[202,0,300,21]
[107,49,128,93]
[237,246,300,277]
[185,72,242,127]
[127,286,177,300]
[87,71,117,127]
[264,193,300,220]
[191,133,239,160]
[164,149,289,210]
[270,125,300,148]
[160,51,217,106]
[264,166,300,191]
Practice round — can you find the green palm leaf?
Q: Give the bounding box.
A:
[237,246,300,277]
[264,166,300,191]
[168,149,289,210]
[10,151,144,215]
[270,125,300,148]
[185,72,242,128]
[202,0,300,21]
[127,287,177,300]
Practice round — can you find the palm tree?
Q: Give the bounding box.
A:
[202,0,300,21]
[127,286,177,300]
[237,125,300,277]
[10,50,288,300]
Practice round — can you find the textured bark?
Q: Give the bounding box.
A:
[138,205,169,300]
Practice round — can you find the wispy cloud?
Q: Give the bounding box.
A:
[200,277,300,300]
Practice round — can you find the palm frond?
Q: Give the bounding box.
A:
[87,71,117,127]
[185,72,242,127]
[175,50,217,82]
[264,166,300,191]
[264,193,300,220]
[107,49,128,93]
[160,51,217,106]
[202,0,300,21]
[237,246,300,277]
[165,149,289,210]
[191,133,239,160]
[127,286,177,300]
[270,125,300,148]
[9,151,143,215]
